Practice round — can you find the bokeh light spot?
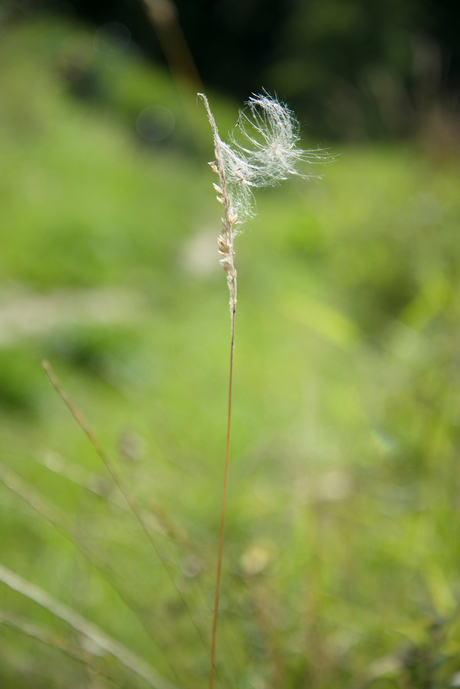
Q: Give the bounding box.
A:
[136,105,175,142]
[93,22,131,57]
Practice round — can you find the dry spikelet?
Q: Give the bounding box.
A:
[198,91,325,313]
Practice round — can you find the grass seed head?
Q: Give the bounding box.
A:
[199,91,326,312]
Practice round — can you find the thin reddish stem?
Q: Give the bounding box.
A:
[209,306,235,689]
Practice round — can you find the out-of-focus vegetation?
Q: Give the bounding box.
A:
[1,15,460,689]
[28,0,460,140]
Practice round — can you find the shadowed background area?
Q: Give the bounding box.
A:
[7,0,460,140]
[0,1,460,688]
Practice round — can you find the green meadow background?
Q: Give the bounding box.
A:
[1,15,460,689]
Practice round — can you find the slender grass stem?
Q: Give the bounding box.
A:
[0,609,121,683]
[200,92,311,688]
[209,305,235,689]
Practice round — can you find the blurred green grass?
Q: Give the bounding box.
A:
[1,16,460,689]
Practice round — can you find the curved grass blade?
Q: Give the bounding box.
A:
[0,563,179,689]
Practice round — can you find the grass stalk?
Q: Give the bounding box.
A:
[209,305,235,689]
[200,92,310,689]
[198,93,237,689]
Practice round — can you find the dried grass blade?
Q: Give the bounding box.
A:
[0,460,182,683]
[0,609,119,682]
[42,361,210,655]
[0,563,178,689]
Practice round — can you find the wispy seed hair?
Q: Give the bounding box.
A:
[226,94,327,221]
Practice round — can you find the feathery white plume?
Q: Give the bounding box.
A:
[227,93,324,220]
